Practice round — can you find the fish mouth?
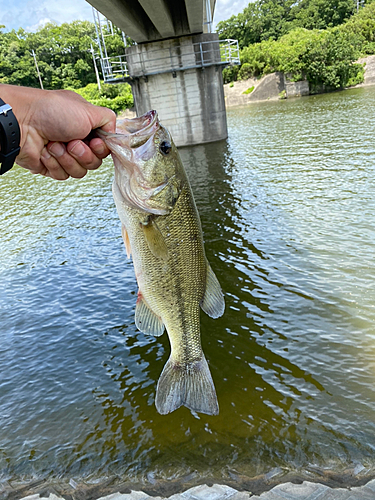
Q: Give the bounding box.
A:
[97,110,159,148]
[97,110,169,216]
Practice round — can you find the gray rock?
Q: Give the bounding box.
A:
[96,492,150,500]
[172,484,239,500]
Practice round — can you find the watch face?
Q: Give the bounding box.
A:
[0,102,20,175]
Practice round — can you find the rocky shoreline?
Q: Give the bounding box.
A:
[3,464,375,500]
[4,479,375,500]
[223,55,375,108]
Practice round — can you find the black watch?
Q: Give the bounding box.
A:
[0,97,21,175]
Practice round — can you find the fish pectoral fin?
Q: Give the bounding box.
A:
[135,294,165,337]
[155,355,219,415]
[121,224,132,259]
[142,220,168,261]
[200,262,225,319]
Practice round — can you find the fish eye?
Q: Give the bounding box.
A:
[159,141,171,156]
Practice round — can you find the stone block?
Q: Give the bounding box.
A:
[230,492,252,500]
[319,488,353,500]
[17,496,41,500]
[362,478,375,493]
[251,481,330,499]
[96,492,150,500]
[357,55,375,86]
[249,73,285,102]
[179,483,239,500]
[285,80,309,98]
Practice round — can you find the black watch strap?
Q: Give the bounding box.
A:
[0,97,21,175]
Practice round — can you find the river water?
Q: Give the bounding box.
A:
[1,86,375,486]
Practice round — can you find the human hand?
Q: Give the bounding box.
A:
[0,84,116,180]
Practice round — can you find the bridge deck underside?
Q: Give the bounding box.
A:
[87,0,215,43]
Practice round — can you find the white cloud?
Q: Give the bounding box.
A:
[0,0,93,31]
[214,0,249,24]
[25,17,54,32]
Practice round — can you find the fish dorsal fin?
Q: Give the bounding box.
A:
[200,263,225,319]
[121,224,131,259]
[142,220,168,261]
[135,293,165,336]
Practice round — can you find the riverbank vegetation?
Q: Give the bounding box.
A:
[219,0,375,90]
[71,82,133,113]
[0,20,134,112]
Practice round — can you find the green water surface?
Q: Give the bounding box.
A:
[1,86,375,484]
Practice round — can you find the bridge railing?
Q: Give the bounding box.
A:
[101,39,240,83]
[100,55,129,82]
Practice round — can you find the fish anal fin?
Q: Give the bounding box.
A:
[155,355,219,415]
[121,224,131,259]
[200,263,225,319]
[135,292,165,337]
[142,220,168,261]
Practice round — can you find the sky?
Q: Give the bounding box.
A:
[0,0,249,33]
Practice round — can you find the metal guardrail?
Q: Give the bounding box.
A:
[100,55,128,82]
[100,39,240,83]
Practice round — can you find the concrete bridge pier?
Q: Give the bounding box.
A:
[126,33,228,147]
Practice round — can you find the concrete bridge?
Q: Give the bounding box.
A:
[87,0,216,43]
[86,0,240,146]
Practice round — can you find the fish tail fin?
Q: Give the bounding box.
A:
[155,355,219,415]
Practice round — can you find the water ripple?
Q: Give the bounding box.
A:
[1,87,375,482]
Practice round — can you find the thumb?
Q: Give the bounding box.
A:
[89,105,117,133]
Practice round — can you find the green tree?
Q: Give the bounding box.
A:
[71,82,133,113]
[217,0,362,48]
[289,0,355,30]
[217,0,294,48]
[0,20,134,90]
[341,0,375,54]
[27,21,97,89]
[239,26,364,89]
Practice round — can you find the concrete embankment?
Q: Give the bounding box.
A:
[224,55,375,108]
[118,55,375,118]
[224,72,309,108]
[357,55,375,86]
[11,478,375,500]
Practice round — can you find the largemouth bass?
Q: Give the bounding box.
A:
[98,111,225,415]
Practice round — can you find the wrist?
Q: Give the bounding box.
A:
[0,96,21,174]
[0,84,47,150]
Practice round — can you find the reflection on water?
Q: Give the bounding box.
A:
[1,86,375,483]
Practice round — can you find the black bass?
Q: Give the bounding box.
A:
[98,111,225,415]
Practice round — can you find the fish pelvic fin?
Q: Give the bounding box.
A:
[200,263,225,319]
[155,355,219,415]
[121,224,131,259]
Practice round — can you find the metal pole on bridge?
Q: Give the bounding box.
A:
[90,44,102,92]
[31,49,43,90]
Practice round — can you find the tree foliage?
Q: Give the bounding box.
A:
[221,0,375,89]
[341,1,375,54]
[71,82,133,113]
[217,0,360,48]
[238,27,365,89]
[0,20,133,91]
